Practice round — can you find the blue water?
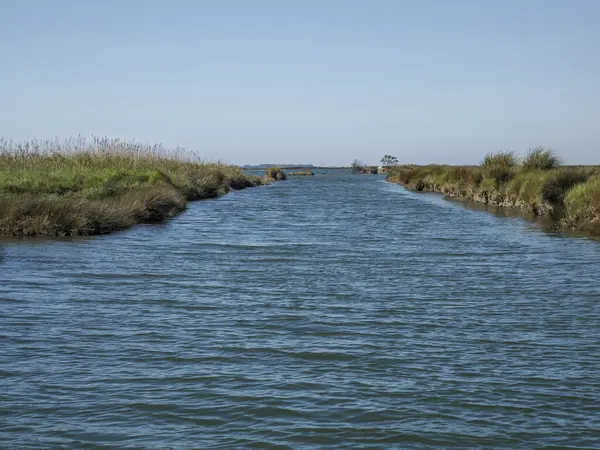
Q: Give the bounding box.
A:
[1,175,599,449]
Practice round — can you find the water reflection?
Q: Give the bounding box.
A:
[447,197,597,240]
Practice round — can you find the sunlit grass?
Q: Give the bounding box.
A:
[522,147,562,172]
[481,151,518,168]
[564,176,600,235]
[387,151,600,236]
[0,137,264,236]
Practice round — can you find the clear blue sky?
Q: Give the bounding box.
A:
[1,0,599,165]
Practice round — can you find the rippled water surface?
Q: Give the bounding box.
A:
[2,175,600,449]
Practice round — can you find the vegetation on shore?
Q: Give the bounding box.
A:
[387,148,600,237]
[0,137,265,237]
[288,171,314,176]
[264,167,288,181]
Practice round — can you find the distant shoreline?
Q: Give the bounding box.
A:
[244,165,352,170]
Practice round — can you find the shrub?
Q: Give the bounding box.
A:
[481,151,518,168]
[483,164,516,188]
[387,166,419,185]
[541,168,590,205]
[522,147,561,171]
[470,169,484,185]
[265,167,287,181]
[444,166,470,183]
[563,177,600,232]
[507,171,546,204]
[351,159,366,174]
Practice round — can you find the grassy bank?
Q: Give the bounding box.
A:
[0,137,266,236]
[387,148,600,237]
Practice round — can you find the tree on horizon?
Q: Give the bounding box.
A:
[380,155,399,167]
[351,159,366,173]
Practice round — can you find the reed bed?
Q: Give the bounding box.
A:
[0,137,264,236]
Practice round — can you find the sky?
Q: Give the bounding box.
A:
[1,0,599,166]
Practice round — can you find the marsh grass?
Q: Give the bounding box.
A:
[0,137,264,236]
[265,167,287,181]
[522,147,562,172]
[481,151,518,168]
[387,151,600,236]
[564,176,600,235]
[540,168,590,205]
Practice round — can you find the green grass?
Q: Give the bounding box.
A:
[540,167,591,205]
[506,170,547,211]
[288,171,314,176]
[522,147,562,172]
[0,137,264,236]
[481,151,519,168]
[387,151,600,237]
[563,176,600,234]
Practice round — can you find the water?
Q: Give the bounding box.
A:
[1,174,600,449]
[244,167,353,177]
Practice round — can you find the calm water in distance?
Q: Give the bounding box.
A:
[1,174,600,449]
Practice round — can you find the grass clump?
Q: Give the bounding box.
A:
[483,164,516,188]
[0,137,265,236]
[481,151,519,168]
[265,167,287,181]
[387,165,442,191]
[289,171,314,176]
[480,151,518,188]
[506,171,547,212]
[522,147,562,172]
[563,177,600,234]
[540,168,590,205]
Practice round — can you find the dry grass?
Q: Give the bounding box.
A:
[0,137,264,236]
[264,167,287,181]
